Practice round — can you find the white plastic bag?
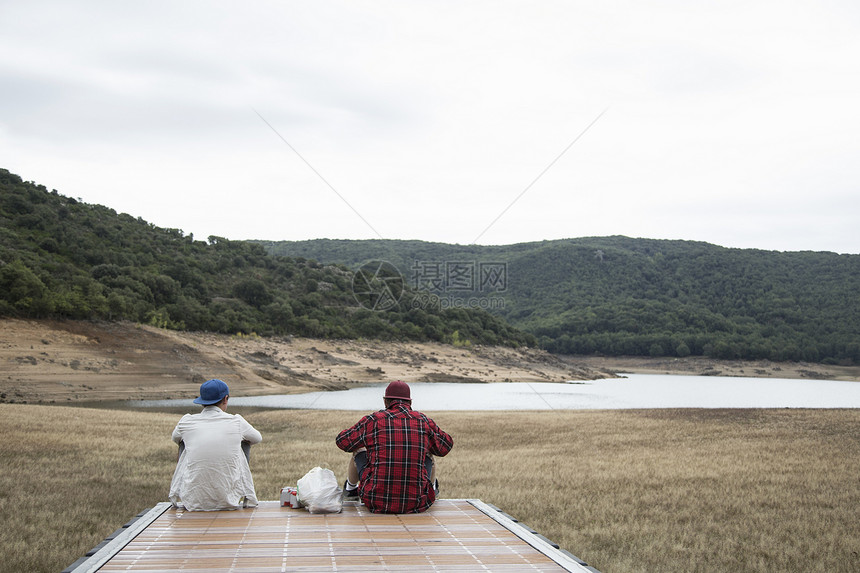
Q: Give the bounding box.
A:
[296,467,343,514]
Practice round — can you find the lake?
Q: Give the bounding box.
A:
[133,373,860,410]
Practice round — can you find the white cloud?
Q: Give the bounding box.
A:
[1,0,858,253]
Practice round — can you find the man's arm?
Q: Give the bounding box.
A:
[171,414,189,444]
[236,415,262,444]
[426,418,453,457]
[335,415,370,452]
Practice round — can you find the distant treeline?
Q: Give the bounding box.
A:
[0,169,533,347]
[258,238,860,365]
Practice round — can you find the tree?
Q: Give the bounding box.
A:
[0,260,49,315]
[233,279,272,308]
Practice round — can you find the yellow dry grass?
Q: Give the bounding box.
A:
[1,404,858,572]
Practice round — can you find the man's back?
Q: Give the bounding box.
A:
[169,406,262,511]
[336,401,453,513]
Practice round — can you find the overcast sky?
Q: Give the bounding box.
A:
[2,1,858,253]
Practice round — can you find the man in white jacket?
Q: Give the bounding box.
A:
[169,379,262,511]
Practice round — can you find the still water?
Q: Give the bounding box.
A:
[133,374,860,410]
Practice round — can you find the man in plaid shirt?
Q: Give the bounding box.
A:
[336,380,453,513]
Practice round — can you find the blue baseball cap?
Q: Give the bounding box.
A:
[194,379,229,405]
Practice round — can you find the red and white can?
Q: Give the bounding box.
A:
[280,486,302,508]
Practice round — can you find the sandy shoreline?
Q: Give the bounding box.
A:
[567,355,860,382]
[1,318,856,405]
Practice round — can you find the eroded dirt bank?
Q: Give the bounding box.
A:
[0,319,611,404]
[3,319,856,405]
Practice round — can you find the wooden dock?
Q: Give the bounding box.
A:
[66,499,598,572]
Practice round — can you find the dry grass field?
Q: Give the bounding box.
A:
[1,404,858,573]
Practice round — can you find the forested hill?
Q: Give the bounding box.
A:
[0,169,533,347]
[258,238,860,365]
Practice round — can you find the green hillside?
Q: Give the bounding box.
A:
[0,169,533,347]
[258,238,860,365]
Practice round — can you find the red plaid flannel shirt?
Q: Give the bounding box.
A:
[336,401,453,513]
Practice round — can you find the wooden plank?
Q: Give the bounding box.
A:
[69,503,172,573]
[72,500,594,572]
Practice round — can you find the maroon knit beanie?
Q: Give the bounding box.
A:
[384,380,411,401]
